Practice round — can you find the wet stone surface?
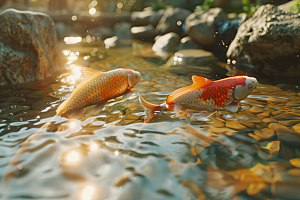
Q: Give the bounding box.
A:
[0,41,300,200]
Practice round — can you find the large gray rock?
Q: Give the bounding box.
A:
[131,8,165,27]
[227,5,300,78]
[152,32,180,53]
[185,8,227,50]
[149,9,165,27]
[131,25,156,41]
[114,21,132,39]
[155,8,191,36]
[55,22,79,40]
[87,26,113,40]
[176,36,203,50]
[0,9,61,85]
[131,10,154,26]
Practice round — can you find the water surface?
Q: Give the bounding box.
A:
[0,41,300,200]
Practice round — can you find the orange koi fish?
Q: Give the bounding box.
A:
[139,75,257,122]
[57,67,141,116]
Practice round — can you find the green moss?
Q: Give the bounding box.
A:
[290,0,300,12]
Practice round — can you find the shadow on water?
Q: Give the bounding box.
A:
[1,41,300,199]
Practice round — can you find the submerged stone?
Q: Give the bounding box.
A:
[166,49,217,67]
[26,91,47,99]
[176,36,202,50]
[31,99,54,111]
[276,126,300,147]
[1,105,22,114]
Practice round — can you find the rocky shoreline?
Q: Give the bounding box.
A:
[0,1,300,85]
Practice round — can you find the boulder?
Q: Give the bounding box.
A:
[0,9,61,85]
[55,22,79,40]
[155,8,191,36]
[226,5,300,79]
[185,8,227,50]
[152,32,180,53]
[213,19,241,61]
[131,10,154,26]
[176,36,202,50]
[130,8,165,27]
[149,9,165,27]
[87,26,113,40]
[166,49,218,67]
[114,21,132,39]
[104,36,119,48]
[131,25,156,41]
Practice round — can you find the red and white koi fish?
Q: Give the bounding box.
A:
[139,75,257,122]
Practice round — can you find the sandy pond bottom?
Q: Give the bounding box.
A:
[0,41,300,200]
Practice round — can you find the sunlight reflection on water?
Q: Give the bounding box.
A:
[0,41,300,200]
[82,185,94,200]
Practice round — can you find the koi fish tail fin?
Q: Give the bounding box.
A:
[138,94,166,122]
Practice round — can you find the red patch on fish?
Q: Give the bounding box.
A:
[123,68,133,75]
[166,76,246,108]
[235,76,246,86]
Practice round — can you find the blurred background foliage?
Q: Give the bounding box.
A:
[290,0,300,12]
[1,0,296,14]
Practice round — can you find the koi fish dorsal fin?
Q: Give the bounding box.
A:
[191,75,212,87]
[82,67,105,78]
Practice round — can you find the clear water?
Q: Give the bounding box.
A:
[0,41,300,200]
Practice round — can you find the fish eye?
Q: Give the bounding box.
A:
[248,84,253,90]
[134,73,138,78]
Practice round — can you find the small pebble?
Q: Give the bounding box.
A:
[261,128,275,140]
[274,113,300,120]
[26,90,47,99]
[276,126,300,147]
[248,106,263,113]
[1,105,23,114]
[32,99,54,110]
[262,117,277,123]
[288,169,300,176]
[293,123,300,133]
[207,118,224,127]
[257,111,270,119]
[285,101,300,107]
[225,121,247,130]
[278,120,300,127]
[290,158,300,168]
[0,89,12,95]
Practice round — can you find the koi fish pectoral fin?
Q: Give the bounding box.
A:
[226,101,239,113]
[173,104,188,118]
[63,108,85,119]
[123,90,133,99]
[144,109,157,123]
[84,103,106,116]
[63,102,106,119]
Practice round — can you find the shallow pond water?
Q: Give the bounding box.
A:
[1,41,300,200]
